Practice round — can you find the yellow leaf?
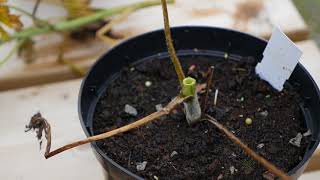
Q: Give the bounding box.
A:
[0,2,23,40]
[9,14,23,30]
[63,0,92,19]
[0,26,9,40]
[0,6,22,29]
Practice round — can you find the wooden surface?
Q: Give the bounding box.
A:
[100,0,308,41]
[0,39,319,180]
[0,0,309,91]
[0,79,106,180]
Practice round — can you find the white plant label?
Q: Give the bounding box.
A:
[255,27,303,91]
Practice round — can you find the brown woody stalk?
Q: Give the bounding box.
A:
[205,115,290,180]
[45,95,189,159]
[160,0,185,85]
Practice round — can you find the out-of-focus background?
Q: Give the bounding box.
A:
[293,0,320,45]
[0,0,319,179]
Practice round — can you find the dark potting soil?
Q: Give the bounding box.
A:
[92,55,311,180]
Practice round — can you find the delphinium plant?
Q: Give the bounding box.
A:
[26,0,290,179]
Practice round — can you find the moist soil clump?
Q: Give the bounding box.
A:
[93,56,311,180]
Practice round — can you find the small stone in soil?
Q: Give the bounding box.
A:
[239,114,244,118]
[153,175,159,180]
[170,151,178,157]
[303,129,312,137]
[257,110,268,118]
[245,118,253,125]
[136,161,147,171]
[229,166,237,175]
[217,174,224,180]
[232,152,237,157]
[155,104,163,111]
[145,81,152,87]
[124,104,138,116]
[257,143,265,149]
[289,133,303,147]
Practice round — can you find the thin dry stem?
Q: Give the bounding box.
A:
[201,66,214,112]
[44,95,189,159]
[32,0,41,17]
[205,114,290,180]
[96,8,134,45]
[160,0,185,85]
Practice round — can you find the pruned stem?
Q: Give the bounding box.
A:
[182,77,201,124]
[205,115,290,180]
[44,95,189,159]
[160,0,185,85]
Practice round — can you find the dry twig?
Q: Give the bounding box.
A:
[26,95,190,159]
[204,114,290,180]
[160,0,185,84]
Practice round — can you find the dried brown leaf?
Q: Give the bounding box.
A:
[0,1,23,40]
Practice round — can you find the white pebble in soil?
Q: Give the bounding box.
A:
[124,104,138,116]
[170,151,178,157]
[289,133,302,147]
[155,104,163,111]
[229,166,238,175]
[136,161,147,171]
[257,143,265,149]
[145,81,152,87]
[258,110,268,117]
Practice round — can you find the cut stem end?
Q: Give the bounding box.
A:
[182,77,201,124]
[182,77,196,97]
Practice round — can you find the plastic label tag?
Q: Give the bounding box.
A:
[255,27,303,91]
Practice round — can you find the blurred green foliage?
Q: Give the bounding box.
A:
[293,0,320,45]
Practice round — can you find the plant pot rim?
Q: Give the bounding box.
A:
[78,26,320,179]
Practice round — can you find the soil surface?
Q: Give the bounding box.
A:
[93,55,311,180]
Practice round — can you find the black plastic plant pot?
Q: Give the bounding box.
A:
[78,26,320,180]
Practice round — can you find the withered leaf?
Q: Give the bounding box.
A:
[0,1,23,40]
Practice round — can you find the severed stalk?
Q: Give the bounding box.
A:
[160,0,185,84]
[205,114,290,180]
[26,95,190,159]
[160,0,201,124]
[181,77,201,124]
